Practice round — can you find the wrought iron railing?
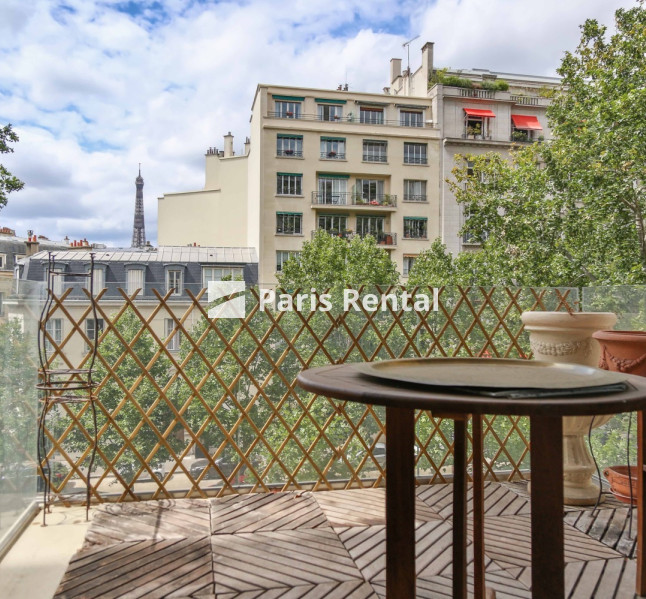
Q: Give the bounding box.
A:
[311,192,397,208]
[267,112,433,128]
[32,286,579,502]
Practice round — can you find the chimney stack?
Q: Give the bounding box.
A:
[25,235,40,257]
[390,58,402,85]
[224,132,234,157]
[421,42,434,83]
[244,136,250,156]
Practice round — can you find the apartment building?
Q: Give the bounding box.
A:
[160,91,441,286]
[158,42,560,284]
[388,42,560,255]
[16,246,258,361]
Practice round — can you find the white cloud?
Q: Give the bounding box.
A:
[0,0,636,246]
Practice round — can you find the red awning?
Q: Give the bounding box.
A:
[511,114,542,130]
[463,108,496,118]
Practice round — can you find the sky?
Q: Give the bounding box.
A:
[0,0,635,247]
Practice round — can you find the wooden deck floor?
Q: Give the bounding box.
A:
[54,482,641,598]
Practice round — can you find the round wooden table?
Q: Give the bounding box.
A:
[296,361,646,599]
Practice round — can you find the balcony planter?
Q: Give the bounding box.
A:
[327,151,337,158]
[284,150,294,155]
[286,111,294,117]
[521,310,618,505]
[592,330,646,376]
[603,465,638,504]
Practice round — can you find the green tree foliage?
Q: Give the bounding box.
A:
[0,124,24,208]
[277,230,399,290]
[67,308,180,484]
[445,3,646,287]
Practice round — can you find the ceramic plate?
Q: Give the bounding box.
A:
[354,358,628,390]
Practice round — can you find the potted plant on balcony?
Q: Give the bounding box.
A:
[467,124,482,139]
[284,149,294,155]
[286,111,294,117]
[383,194,393,206]
[511,130,529,142]
[327,151,337,158]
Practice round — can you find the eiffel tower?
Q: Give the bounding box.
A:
[131,164,146,248]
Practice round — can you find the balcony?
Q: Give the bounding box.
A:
[267,111,433,128]
[3,283,645,598]
[311,192,397,208]
[362,153,387,163]
[320,151,346,160]
[356,230,397,246]
[277,149,303,157]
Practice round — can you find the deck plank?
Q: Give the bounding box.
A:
[53,482,643,599]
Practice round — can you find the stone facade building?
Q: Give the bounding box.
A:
[158,42,559,285]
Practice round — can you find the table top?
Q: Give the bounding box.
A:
[296,361,646,416]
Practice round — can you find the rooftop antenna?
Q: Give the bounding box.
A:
[402,35,420,74]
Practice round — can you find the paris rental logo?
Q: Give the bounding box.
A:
[207,281,246,319]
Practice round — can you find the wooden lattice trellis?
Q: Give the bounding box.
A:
[37,285,577,503]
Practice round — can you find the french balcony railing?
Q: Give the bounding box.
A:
[320,151,346,160]
[404,156,428,165]
[277,149,303,157]
[362,154,387,163]
[267,111,433,128]
[311,229,353,239]
[403,194,428,202]
[311,192,397,208]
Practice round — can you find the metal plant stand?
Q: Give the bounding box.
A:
[36,252,99,524]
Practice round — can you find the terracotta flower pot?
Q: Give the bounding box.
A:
[603,465,638,504]
[592,330,646,376]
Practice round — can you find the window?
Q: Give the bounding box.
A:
[275,100,301,119]
[91,267,105,293]
[276,213,303,235]
[318,214,348,234]
[276,251,300,272]
[403,217,428,239]
[403,256,417,276]
[318,104,342,121]
[462,207,488,245]
[317,176,348,205]
[356,216,385,237]
[510,114,542,142]
[355,179,384,203]
[404,143,427,165]
[126,268,144,295]
[14,254,25,263]
[360,107,384,124]
[404,180,427,202]
[0,254,5,268]
[165,319,181,352]
[166,269,183,294]
[320,137,346,159]
[400,110,423,127]
[0,292,4,316]
[85,318,104,350]
[463,108,495,138]
[45,318,63,351]
[202,267,244,287]
[276,173,302,195]
[46,267,64,296]
[277,135,303,157]
[363,140,387,163]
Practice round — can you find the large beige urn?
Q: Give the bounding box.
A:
[521,311,617,505]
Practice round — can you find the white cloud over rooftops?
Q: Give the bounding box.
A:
[0,0,635,247]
